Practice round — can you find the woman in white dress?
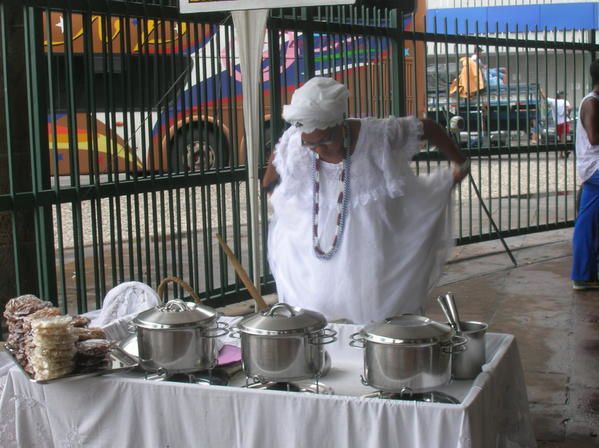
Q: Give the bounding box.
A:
[263,77,470,323]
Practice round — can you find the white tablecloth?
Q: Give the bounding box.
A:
[0,325,536,448]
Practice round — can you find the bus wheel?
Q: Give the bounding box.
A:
[170,125,226,171]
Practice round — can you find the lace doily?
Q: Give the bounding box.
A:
[91,282,160,328]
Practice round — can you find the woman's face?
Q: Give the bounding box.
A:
[301,125,343,159]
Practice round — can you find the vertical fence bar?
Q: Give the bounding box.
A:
[45,7,69,311]
[485,21,492,237]
[63,8,88,312]
[554,26,561,225]
[505,22,512,235]
[535,28,547,227]
[82,5,102,307]
[515,24,522,231]
[474,20,482,239]
[0,2,24,300]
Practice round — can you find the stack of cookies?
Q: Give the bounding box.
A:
[75,339,112,372]
[3,295,53,372]
[4,294,114,380]
[22,307,62,375]
[29,316,77,381]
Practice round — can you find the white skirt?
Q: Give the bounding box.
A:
[268,169,454,324]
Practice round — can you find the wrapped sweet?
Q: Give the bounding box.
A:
[4,295,52,316]
[74,327,106,341]
[4,295,112,379]
[71,315,91,328]
[34,366,74,381]
[75,339,112,372]
[29,315,76,380]
[3,295,52,352]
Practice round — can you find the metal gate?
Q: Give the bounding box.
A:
[0,0,597,318]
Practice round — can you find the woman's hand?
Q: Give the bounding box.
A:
[421,118,469,185]
[452,159,470,184]
[262,150,280,194]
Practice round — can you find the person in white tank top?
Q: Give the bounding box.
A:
[571,60,599,290]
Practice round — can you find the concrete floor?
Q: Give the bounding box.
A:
[222,228,598,446]
[425,229,599,447]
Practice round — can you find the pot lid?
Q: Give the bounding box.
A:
[237,303,327,336]
[133,299,218,329]
[361,315,452,345]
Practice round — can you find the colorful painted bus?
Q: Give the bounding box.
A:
[43,6,424,175]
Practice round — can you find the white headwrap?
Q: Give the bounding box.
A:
[282,77,350,133]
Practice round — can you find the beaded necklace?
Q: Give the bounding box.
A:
[312,121,352,260]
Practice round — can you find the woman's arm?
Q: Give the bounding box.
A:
[420,118,469,184]
[581,97,599,145]
[262,150,280,193]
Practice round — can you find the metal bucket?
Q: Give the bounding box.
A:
[451,321,488,380]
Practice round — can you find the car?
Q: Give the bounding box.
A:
[538,113,575,145]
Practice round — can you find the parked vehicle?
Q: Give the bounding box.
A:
[43,6,425,176]
[538,111,575,145]
[426,62,541,148]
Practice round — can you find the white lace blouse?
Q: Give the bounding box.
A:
[268,116,454,323]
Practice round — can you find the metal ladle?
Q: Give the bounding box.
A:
[444,293,463,334]
[436,295,457,331]
[436,292,463,334]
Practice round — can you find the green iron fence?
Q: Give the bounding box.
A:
[0,0,597,322]
[415,19,596,244]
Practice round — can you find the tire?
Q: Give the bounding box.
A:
[169,124,228,172]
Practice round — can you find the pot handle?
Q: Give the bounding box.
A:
[228,326,241,339]
[349,332,366,349]
[398,387,414,398]
[360,374,369,387]
[157,276,202,304]
[266,303,297,317]
[309,328,337,345]
[203,321,229,339]
[442,335,468,354]
[163,299,191,312]
[127,322,137,334]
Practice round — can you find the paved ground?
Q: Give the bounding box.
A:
[222,228,599,447]
[427,229,599,447]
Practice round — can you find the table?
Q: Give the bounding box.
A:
[0,324,536,448]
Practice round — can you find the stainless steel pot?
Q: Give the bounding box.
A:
[350,315,466,392]
[451,321,488,380]
[232,303,336,382]
[131,299,228,374]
